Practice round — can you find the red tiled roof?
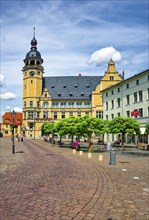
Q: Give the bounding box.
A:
[2,112,22,125]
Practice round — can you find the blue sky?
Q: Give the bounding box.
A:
[0,0,149,121]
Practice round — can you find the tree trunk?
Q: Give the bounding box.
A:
[122,133,125,149]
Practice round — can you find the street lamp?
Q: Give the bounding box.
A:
[11,109,16,154]
[51,119,54,147]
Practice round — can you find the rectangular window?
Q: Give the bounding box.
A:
[106,115,108,120]
[37,101,40,108]
[54,112,57,119]
[29,123,34,130]
[139,91,143,102]
[85,112,89,116]
[24,112,26,119]
[117,98,120,107]
[134,92,137,103]
[61,112,65,119]
[139,108,143,117]
[96,111,103,119]
[126,111,130,117]
[5,130,8,134]
[111,114,114,119]
[126,95,130,105]
[77,112,81,117]
[110,76,114,80]
[136,79,139,85]
[43,111,48,118]
[28,111,33,119]
[24,101,26,108]
[106,102,108,110]
[118,87,120,93]
[37,112,40,118]
[126,83,129,89]
[111,90,114,95]
[31,80,33,84]
[111,100,114,109]
[117,112,120,117]
[106,92,108,97]
[69,112,73,117]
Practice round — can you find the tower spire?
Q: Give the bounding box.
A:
[33,26,36,38]
[31,26,37,49]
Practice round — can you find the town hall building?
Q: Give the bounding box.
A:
[22,30,122,138]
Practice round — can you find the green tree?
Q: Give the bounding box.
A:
[54,118,69,144]
[42,122,54,138]
[75,116,108,146]
[109,117,141,148]
[145,122,149,134]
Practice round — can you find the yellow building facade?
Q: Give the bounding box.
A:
[22,32,122,138]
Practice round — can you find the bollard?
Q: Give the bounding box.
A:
[79,151,83,156]
[72,149,76,154]
[98,154,103,161]
[109,150,116,165]
[88,152,92,158]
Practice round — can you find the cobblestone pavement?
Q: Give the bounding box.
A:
[0,137,149,220]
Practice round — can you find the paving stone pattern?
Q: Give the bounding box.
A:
[0,137,149,220]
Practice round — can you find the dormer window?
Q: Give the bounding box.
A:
[69,93,73,96]
[86,85,90,88]
[75,85,78,88]
[52,85,55,88]
[81,93,84,97]
[58,93,61,97]
[63,85,66,88]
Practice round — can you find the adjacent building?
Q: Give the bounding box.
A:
[22,30,122,138]
[102,70,149,144]
[1,112,22,136]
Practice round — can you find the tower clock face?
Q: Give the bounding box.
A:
[29,71,35,76]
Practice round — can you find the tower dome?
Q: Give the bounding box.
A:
[25,27,42,59]
[23,27,43,67]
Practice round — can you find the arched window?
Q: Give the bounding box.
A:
[68,101,74,108]
[76,102,82,108]
[52,102,58,108]
[30,101,33,107]
[43,102,49,108]
[60,102,66,108]
[84,101,90,107]
[30,60,35,65]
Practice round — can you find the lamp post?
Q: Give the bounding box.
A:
[11,109,16,154]
[52,120,54,147]
[33,108,36,140]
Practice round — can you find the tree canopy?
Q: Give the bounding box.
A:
[109,117,141,147]
[145,122,149,134]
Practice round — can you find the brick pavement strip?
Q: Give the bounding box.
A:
[0,137,149,220]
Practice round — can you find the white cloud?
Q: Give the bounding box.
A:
[88,46,122,65]
[0,73,5,87]
[6,105,11,110]
[0,92,16,100]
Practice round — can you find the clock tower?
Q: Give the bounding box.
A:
[22,27,44,134]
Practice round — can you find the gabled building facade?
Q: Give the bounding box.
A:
[22,31,122,138]
[102,70,149,144]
